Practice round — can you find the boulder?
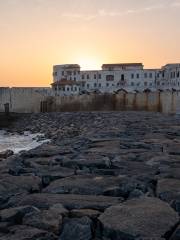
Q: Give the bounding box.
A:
[170,225,180,240]
[59,217,92,240]
[61,154,111,169]
[0,225,57,240]
[70,209,100,219]
[99,197,179,239]
[157,178,180,203]
[43,175,123,196]
[23,204,67,235]
[0,206,38,224]
[21,144,73,158]
[0,175,42,207]
[0,150,14,159]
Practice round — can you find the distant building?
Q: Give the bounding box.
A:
[51,63,180,96]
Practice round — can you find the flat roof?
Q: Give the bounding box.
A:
[102,63,143,68]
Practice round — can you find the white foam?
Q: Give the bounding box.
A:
[0,131,50,154]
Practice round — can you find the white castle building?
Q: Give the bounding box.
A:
[51,63,180,96]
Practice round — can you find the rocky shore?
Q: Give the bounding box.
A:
[1,111,180,239]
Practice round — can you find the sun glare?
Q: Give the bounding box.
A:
[76,57,102,70]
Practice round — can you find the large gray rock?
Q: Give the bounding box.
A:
[0,206,37,224]
[0,225,57,240]
[157,178,180,203]
[43,175,123,196]
[0,150,14,159]
[0,175,42,207]
[21,144,73,158]
[7,193,121,211]
[59,217,92,240]
[23,204,68,234]
[61,154,111,169]
[70,209,100,219]
[99,197,179,239]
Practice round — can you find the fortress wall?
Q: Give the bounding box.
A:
[0,87,179,114]
[0,88,51,113]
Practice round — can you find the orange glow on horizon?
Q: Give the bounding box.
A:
[0,0,180,87]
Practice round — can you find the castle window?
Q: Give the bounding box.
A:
[74,87,77,91]
[177,72,180,78]
[87,84,89,89]
[106,83,109,87]
[131,82,134,86]
[121,74,125,81]
[62,71,64,76]
[67,87,69,91]
[87,74,90,79]
[94,83,97,87]
[99,74,101,79]
[136,74,139,79]
[74,77,76,81]
[99,83,101,87]
[82,75,84,80]
[144,73,147,78]
[106,75,114,81]
[94,74,97,79]
[131,74,134,79]
[149,73,152,78]
[74,71,76,75]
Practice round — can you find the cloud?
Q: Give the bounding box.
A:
[61,5,164,21]
[61,1,179,21]
[171,0,180,7]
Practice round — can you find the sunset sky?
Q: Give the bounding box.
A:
[0,0,180,87]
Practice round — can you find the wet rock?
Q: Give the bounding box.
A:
[99,197,179,239]
[7,193,121,211]
[59,217,92,240]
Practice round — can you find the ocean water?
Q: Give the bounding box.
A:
[0,130,50,154]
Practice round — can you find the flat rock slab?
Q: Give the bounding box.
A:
[43,175,124,196]
[99,197,179,239]
[8,193,122,211]
[21,144,73,158]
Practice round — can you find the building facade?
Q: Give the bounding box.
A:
[51,63,180,96]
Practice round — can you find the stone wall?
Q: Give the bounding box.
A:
[0,87,179,114]
[0,87,51,113]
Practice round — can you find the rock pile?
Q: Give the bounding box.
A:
[1,111,180,239]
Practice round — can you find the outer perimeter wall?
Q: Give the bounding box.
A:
[0,87,179,114]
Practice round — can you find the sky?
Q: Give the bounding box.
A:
[0,0,180,87]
